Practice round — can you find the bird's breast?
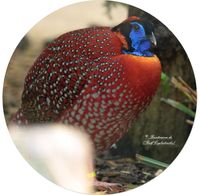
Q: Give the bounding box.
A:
[114,54,162,102]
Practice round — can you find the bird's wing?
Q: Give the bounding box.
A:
[20,55,99,123]
[14,26,123,124]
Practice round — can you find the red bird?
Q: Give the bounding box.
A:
[12,16,161,152]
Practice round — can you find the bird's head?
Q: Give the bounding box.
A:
[112,16,156,57]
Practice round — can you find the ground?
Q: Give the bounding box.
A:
[95,152,162,193]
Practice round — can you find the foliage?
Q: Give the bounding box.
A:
[161,72,170,96]
[161,73,196,124]
[136,154,169,169]
[161,98,195,118]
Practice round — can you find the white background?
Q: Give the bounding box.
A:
[0,0,200,195]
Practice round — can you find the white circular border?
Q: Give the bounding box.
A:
[0,0,199,195]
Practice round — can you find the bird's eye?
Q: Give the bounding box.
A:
[132,24,140,31]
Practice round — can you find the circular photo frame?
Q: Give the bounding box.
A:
[3,1,196,194]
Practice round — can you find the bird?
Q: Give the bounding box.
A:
[11,16,161,152]
[11,15,161,156]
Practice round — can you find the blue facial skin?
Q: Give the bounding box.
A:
[122,22,154,57]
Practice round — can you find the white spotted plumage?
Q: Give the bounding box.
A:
[12,23,161,152]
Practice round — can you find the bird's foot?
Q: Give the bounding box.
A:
[94,180,125,193]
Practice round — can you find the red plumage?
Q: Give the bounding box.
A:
[11,18,161,152]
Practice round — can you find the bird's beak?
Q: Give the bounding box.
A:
[150,32,157,47]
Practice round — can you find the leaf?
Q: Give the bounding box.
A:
[136,154,169,169]
[171,77,197,104]
[161,72,169,82]
[161,98,195,118]
[125,183,138,190]
[161,72,170,96]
